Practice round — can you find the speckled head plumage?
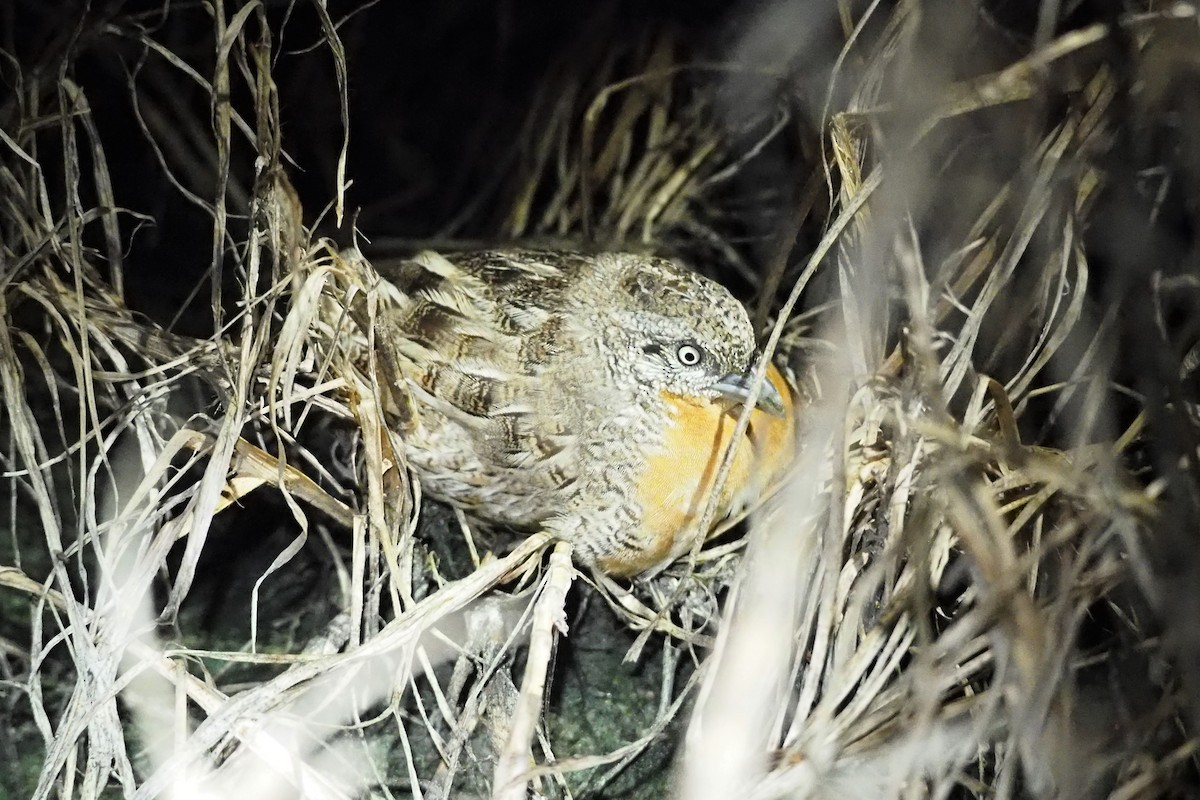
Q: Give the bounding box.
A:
[365,248,798,577]
[585,252,758,404]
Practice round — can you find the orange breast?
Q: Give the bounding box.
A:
[603,363,797,575]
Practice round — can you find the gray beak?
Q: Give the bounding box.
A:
[710,370,786,417]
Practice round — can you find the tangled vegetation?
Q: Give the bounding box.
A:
[1,1,1198,797]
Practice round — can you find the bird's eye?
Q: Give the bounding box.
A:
[676,343,703,366]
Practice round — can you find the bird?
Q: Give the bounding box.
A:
[366,249,798,577]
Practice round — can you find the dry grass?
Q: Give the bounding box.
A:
[1,1,1197,798]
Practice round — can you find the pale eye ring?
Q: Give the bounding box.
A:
[676,343,703,366]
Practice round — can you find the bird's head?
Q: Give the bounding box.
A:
[594,253,785,415]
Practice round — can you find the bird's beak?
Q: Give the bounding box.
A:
[710,370,786,417]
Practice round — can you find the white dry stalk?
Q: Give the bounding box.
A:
[493,540,576,800]
[681,339,848,798]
